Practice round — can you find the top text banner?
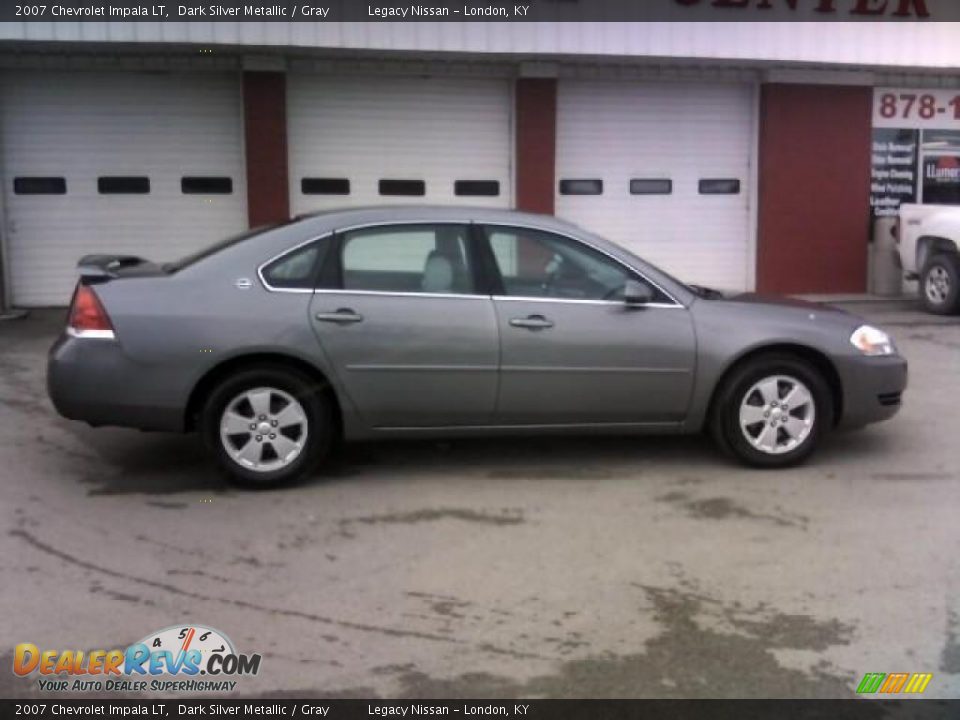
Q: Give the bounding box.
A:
[1,0,954,23]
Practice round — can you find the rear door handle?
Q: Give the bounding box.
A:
[316,309,364,324]
[509,315,555,330]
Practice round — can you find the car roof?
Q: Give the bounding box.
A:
[291,205,589,236]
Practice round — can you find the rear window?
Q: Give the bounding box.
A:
[164,225,280,273]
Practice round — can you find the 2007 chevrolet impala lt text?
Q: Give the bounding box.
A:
[47,206,907,487]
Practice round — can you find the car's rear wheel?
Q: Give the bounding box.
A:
[920,253,960,315]
[201,366,333,488]
[711,354,833,468]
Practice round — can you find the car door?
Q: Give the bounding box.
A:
[307,223,499,428]
[481,225,697,426]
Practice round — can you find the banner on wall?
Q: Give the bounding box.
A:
[923,156,960,205]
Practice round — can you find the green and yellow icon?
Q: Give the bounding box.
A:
[856,672,933,695]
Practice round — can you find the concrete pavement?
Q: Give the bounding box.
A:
[1,299,958,699]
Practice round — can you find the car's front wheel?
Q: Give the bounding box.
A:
[201,365,333,488]
[920,253,960,315]
[712,354,833,468]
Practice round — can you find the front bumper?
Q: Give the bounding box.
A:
[47,333,184,431]
[835,353,908,429]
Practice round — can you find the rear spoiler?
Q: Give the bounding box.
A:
[77,254,149,280]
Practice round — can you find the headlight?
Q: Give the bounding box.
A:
[850,325,896,356]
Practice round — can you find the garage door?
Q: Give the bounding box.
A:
[1,71,246,307]
[288,75,512,215]
[556,80,754,291]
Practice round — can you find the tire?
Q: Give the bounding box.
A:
[201,365,333,488]
[920,253,960,315]
[710,353,833,469]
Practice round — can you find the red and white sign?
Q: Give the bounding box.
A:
[873,88,960,130]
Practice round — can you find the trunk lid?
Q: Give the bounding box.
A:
[77,254,167,282]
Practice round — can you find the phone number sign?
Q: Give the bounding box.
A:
[873,88,960,130]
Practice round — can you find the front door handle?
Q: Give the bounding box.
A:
[316,308,364,324]
[509,314,555,330]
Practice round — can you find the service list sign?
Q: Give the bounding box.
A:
[870,127,918,218]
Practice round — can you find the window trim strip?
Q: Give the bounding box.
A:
[258,219,685,308]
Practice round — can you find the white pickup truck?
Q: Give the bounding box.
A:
[896,203,960,314]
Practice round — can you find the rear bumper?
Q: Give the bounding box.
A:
[835,353,908,428]
[47,334,184,432]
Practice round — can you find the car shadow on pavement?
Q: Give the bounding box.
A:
[73,430,725,496]
[321,433,765,489]
[70,424,903,496]
[67,429,227,496]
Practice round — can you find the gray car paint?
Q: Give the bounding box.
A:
[310,291,500,428]
[490,297,696,426]
[47,206,907,440]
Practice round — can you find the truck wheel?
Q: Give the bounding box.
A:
[920,253,960,315]
[711,353,833,469]
[201,365,333,488]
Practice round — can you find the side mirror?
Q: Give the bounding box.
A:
[624,280,654,306]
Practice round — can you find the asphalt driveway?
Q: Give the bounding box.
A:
[1,299,958,699]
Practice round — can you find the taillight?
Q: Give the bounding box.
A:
[67,284,115,338]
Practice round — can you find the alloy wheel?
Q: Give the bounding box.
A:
[219,387,308,472]
[925,266,951,306]
[738,375,815,456]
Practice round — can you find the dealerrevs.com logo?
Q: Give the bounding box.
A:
[13,625,261,693]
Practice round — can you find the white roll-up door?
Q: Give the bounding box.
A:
[556,80,754,291]
[288,75,512,215]
[1,71,246,307]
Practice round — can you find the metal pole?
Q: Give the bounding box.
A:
[0,191,27,321]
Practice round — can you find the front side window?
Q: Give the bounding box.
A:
[483,226,658,302]
[340,224,474,295]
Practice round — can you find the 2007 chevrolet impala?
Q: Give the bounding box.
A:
[48,206,907,487]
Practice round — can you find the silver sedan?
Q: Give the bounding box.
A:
[48,206,907,487]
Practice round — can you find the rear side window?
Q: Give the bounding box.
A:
[261,238,330,290]
[340,224,474,295]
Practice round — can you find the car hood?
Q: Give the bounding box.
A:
[722,292,850,315]
[690,290,866,340]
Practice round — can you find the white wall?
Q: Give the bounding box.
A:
[1,21,959,71]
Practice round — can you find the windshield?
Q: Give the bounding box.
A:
[163,224,280,273]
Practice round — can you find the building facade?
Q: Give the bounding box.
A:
[0,19,958,307]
